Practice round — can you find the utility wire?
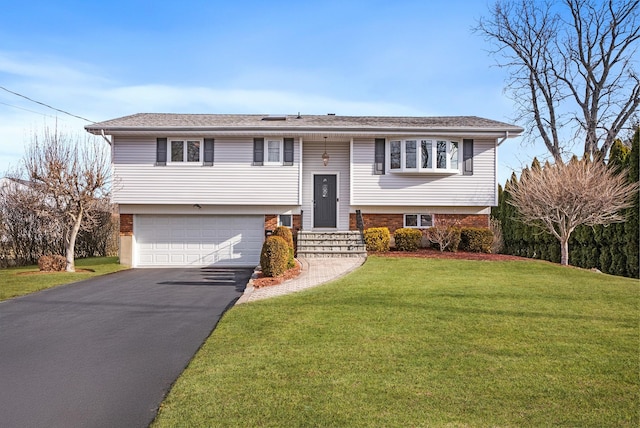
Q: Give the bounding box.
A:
[0,100,61,119]
[0,85,94,122]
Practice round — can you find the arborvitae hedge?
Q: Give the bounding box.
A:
[493,129,639,278]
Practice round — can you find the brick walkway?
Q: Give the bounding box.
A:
[237,257,366,303]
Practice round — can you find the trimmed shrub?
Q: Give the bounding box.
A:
[38,255,66,272]
[394,228,422,251]
[460,228,494,253]
[363,227,390,252]
[272,226,296,268]
[272,226,294,249]
[260,236,289,277]
[426,227,461,252]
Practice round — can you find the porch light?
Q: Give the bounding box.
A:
[322,137,330,166]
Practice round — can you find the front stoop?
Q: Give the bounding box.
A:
[296,231,367,258]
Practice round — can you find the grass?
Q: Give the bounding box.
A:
[153,256,639,428]
[0,256,127,301]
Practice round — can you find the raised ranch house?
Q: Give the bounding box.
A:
[85,114,523,267]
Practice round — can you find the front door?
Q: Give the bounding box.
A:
[313,174,337,228]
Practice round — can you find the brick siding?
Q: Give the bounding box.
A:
[119,214,133,236]
[350,212,489,231]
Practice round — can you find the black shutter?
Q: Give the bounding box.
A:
[283,138,294,165]
[253,138,264,165]
[463,139,473,175]
[204,138,214,166]
[156,138,167,166]
[374,138,385,175]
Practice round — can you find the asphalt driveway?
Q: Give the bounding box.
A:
[0,267,251,428]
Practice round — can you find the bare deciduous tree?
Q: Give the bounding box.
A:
[507,157,638,265]
[476,0,640,160]
[9,127,111,272]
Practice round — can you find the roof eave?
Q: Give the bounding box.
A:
[85,125,524,138]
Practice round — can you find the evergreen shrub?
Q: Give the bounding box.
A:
[363,227,390,252]
[272,226,296,268]
[460,228,494,253]
[394,228,423,251]
[260,236,289,277]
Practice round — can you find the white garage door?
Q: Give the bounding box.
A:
[135,215,264,267]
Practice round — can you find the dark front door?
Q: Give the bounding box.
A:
[314,174,337,228]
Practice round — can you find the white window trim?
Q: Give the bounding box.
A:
[403,213,434,228]
[167,138,204,165]
[265,139,284,165]
[278,214,293,228]
[388,138,461,174]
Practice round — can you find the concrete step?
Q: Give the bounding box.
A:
[296,231,366,258]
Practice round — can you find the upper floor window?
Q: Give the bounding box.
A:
[254,137,294,166]
[389,139,460,173]
[169,139,203,163]
[266,139,283,164]
[156,137,213,166]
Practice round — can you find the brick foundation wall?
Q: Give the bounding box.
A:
[264,215,278,231]
[435,214,489,228]
[265,214,302,240]
[349,213,405,233]
[120,214,133,236]
[350,212,490,231]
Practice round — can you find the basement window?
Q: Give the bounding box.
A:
[404,214,433,228]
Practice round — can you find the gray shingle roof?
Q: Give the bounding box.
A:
[85,113,523,135]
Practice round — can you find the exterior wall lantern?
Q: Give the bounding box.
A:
[322,137,330,166]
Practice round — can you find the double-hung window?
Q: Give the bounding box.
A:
[266,139,283,164]
[156,137,213,166]
[388,138,461,173]
[254,138,294,166]
[169,139,203,164]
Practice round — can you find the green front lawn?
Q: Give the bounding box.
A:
[153,256,639,427]
[0,257,127,301]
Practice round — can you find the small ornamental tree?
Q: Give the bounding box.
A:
[507,157,639,266]
[9,127,110,272]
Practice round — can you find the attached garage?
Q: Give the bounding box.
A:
[134,215,264,267]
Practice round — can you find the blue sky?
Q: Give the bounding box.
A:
[0,0,551,184]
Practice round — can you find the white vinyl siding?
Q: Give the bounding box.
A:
[112,137,300,205]
[350,138,496,206]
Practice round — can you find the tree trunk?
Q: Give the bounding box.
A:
[65,209,83,272]
[560,236,570,266]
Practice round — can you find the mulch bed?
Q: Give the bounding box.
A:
[252,261,302,288]
[380,248,527,261]
[252,250,527,288]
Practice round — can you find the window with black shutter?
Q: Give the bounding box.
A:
[283,138,294,166]
[463,139,474,175]
[203,138,214,166]
[374,138,385,175]
[253,138,264,165]
[156,138,167,166]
